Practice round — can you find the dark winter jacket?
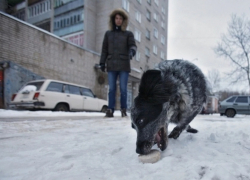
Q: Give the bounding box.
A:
[99,8,137,72]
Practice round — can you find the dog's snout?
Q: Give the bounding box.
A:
[136,147,143,154]
[136,141,152,155]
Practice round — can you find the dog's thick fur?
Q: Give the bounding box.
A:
[131,60,207,155]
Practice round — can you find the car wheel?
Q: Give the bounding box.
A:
[226,109,236,118]
[220,113,224,116]
[54,103,69,112]
[101,105,108,113]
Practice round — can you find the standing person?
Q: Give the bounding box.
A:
[99,8,137,118]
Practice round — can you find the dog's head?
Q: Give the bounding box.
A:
[131,70,176,155]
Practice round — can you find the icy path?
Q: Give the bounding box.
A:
[0,113,250,180]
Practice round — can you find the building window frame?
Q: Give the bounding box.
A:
[146,9,151,21]
[161,51,165,60]
[153,12,158,22]
[153,45,158,55]
[154,0,159,6]
[145,47,150,57]
[161,35,165,45]
[135,29,141,42]
[161,21,165,29]
[162,7,166,14]
[135,10,141,23]
[136,51,141,61]
[146,29,150,40]
[122,0,130,12]
[153,27,158,39]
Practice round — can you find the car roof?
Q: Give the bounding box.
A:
[26,79,89,89]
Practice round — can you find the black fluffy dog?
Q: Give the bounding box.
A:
[131,60,207,155]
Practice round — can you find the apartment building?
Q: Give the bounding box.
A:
[6,0,168,68]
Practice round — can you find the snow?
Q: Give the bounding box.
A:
[19,85,37,93]
[1,110,250,180]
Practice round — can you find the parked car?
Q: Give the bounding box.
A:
[9,79,108,112]
[218,95,250,117]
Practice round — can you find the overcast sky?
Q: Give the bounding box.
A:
[167,0,250,92]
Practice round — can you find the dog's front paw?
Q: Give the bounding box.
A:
[168,127,182,139]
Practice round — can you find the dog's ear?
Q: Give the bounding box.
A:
[138,70,170,104]
[139,70,162,95]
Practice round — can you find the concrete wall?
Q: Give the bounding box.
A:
[0,12,109,104]
[1,61,44,108]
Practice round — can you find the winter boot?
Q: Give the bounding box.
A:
[121,108,127,117]
[105,109,114,118]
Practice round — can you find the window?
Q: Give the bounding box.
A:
[122,0,130,12]
[136,51,141,61]
[147,0,151,5]
[162,7,166,14]
[153,13,158,22]
[25,81,44,91]
[46,82,63,92]
[161,51,165,59]
[153,28,158,38]
[146,29,150,40]
[226,97,236,102]
[154,0,159,6]
[63,85,70,93]
[153,45,157,55]
[145,47,150,57]
[235,96,248,103]
[135,29,141,42]
[135,11,141,23]
[69,85,81,95]
[161,35,165,45]
[161,21,165,29]
[146,9,151,21]
[81,88,95,98]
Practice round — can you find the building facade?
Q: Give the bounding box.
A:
[5,0,168,68]
[1,0,169,110]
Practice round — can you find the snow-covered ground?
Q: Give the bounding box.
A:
[1,110,250,180]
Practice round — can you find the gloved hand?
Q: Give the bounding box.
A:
[129,49,136,60]
[100,63,105,72]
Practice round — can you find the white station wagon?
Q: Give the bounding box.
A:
[10,79,108,112]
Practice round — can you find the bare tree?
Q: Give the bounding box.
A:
[214,14,250,92]
[207,69,221,93]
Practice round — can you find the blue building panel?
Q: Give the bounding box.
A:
[28,10,52,24]
[54,0,84,16]
[54,22,84,36]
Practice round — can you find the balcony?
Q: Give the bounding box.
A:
[54,0,84,16]
[54,22,84,37]
[27,0,52,24]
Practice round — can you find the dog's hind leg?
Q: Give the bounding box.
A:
[186,125,198,133]
[168,109,199,139]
